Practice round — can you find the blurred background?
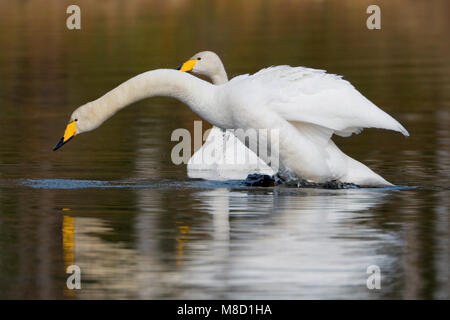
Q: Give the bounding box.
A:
[0,0,448,299]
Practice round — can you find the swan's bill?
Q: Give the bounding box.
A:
[176,59,196,72]
[53,121,77,151]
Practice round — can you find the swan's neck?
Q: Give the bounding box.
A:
[211,68,228,85]
[79,69,220,132]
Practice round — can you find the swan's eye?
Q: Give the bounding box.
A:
[197,57,201,60]
[74,119,78,122]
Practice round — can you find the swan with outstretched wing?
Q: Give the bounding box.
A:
[53,53,408,186]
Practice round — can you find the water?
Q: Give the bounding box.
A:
[0,0,448,299]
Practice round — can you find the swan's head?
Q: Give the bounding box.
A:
[53,103,98,150]
[176,51,228,84]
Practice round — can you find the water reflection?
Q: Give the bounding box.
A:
[0,0,449,300]
[61,185,400,299]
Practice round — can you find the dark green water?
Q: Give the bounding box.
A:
[0,0,448,299]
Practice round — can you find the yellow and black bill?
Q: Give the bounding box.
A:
[53,121,76,151]
[176,59,196,72]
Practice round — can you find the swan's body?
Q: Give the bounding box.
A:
[176,52,407,186]
[180,51,274,179]
[54,57,409,186]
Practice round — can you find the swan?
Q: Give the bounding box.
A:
[177,52,409,186]
[177,51,274,180]
[53,60,409,186]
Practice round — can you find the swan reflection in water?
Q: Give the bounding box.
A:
[64,184,400,299]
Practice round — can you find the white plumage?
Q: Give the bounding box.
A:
[225,65,408,137]
[182,51,274,180]
[55,52,409,187]
[181,52,408,186]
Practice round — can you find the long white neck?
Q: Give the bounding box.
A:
[211,67,228,85]
[77,69,222,132]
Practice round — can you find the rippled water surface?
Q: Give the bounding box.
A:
[0,0,448,299]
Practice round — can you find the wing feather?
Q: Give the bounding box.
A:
[230,66,409,137]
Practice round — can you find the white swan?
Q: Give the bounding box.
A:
[177,52,409,186]
[53,61,409,186]
[177,51,274,180]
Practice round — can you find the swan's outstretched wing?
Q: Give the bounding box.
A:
[231,66,409,137]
